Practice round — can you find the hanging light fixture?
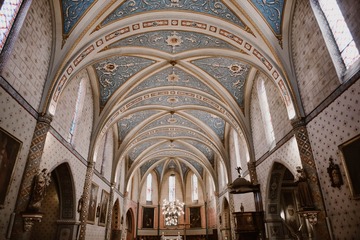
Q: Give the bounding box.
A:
[162,199,185,226]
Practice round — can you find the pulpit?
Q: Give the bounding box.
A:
[233,211,265,240]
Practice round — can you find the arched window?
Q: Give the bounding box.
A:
[232,129,242,169]
[318,0,359,70]
[0,0,23,53]
[191,174,198,202]
[69,79,86,145]
[169,174,175,202]
[146,173,152,202]
[257,77,275,150]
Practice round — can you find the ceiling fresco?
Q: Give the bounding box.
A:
[117,110,160,141]
[249,0,285,39]
[100,0,246,29]
[94,56,155,107]
[61,0,96,35]
[54,0,295,186]
[110,30,238,54]
[192,57,251,108]
[127,66,219,98]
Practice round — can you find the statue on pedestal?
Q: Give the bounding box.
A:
[295,166,314,210]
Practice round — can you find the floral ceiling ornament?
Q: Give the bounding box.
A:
[166,32,183,50]
[167,72,180,82]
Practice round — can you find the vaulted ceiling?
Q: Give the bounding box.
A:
[45,0,297,187]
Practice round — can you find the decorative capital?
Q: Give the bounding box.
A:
[37,112,53,125]
[298,210,320,226]
[22,213,43,232]
[291,117,306,129]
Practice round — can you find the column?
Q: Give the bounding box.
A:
[292,118,330,239]
[10,113,52,240]
[105,183,115,240]
[78,161,95,240]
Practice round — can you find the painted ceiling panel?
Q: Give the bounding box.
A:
[127,66,219,98]
[101,0,246,28]
[117,110,160,140]
[184,110,225,141]
[192,57,251,108]
[62,0,95,35]
[140,158,160,178]
[183,157,204,176]
[155,162,164,176]
[110,30,238,54]
[136,128,209,143]
[140,114,204,135]
[128,138,160,161]
[249,0,285,36]
[180,162,188,177]
[94,56,155,106]
[186,140,214,166]
[130,94,214,109]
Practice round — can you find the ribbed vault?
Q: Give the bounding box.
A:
[44,0,296,193]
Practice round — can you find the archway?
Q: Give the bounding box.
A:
[111,199,121,240]
[126,209,135,240]
[31,163,76,240]
[220,198,231,240]
[266,162,304,239]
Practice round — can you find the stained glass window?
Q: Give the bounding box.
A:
[257,77,275,150]
[191,174,198,201]
[146,173,152,202]
[232,129,242,169]
[0,0,23,53]
[69,79,86,144]
[169,175,175,202]
[319,0,359,69]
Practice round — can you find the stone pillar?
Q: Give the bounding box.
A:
[78,161,95,240]
[105,183,115,240]
[247,161,258,185]
[228,194,236,240]
[10,113,52,240]
[291,118,330,239]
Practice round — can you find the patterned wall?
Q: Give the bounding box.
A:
[307,79,360,239]
[0,88,37,238]
[0,0,52,110]
[292,0,340,115]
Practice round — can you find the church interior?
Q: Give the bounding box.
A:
[0,0,359,240]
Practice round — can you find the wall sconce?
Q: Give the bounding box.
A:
[327,157,343,189]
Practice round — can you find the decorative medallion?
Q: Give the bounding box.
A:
[166,32,183,47]
[167,72,180,82]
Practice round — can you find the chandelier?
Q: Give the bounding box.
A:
[162,199,185,226]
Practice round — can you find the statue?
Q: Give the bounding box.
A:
[27,169,51,212]
[295,166,314,210]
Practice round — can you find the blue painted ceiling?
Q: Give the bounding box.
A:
[58,0,288,182]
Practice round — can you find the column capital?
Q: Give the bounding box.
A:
[37,112,53,125]
[291,117,306,129]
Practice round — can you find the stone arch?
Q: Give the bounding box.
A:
[221,197,232,240]
[125,208,135,240]
[111,198,121,240]
[265,162,303,239]
[31,162,77,239]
